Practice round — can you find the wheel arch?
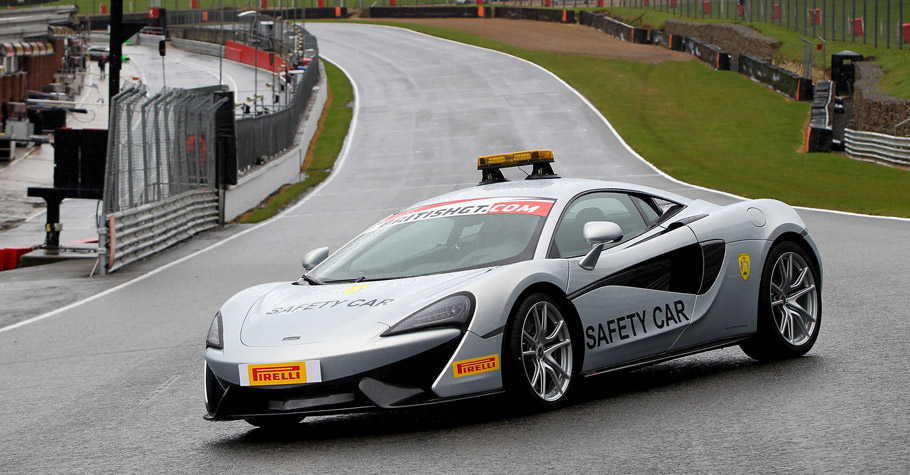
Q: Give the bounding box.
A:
[506,281,586,371]
[767,231,823,291]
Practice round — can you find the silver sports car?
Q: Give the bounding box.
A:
[204,150,822,427]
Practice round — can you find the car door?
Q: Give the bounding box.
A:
[551,191,701,372]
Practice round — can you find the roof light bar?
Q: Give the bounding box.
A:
[477,149,559,185]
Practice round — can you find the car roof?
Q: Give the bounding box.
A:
[399,178,695,212]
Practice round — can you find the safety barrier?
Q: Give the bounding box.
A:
[224,41,287,73]
[682,36,732,71]
[844,129,910,167]
[104,190,219,273]
[578,11,650,44]
[807,81,834,152]
[496,7,575,23]
[369,6,491,18]
[738,54,813,101]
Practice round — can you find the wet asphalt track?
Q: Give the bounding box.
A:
[0,23,909,473]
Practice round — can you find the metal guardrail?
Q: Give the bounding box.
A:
[844,128,910,167]
[104,189,219,273]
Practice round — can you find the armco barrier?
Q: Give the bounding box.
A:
[738,54,813,101]
[105,190,219,273]
[807,81,834,152]
[369,6,490,18]
[682,36,732,71]
[844,129,910,167]
[495,7,575,23]
[579,11,650,45]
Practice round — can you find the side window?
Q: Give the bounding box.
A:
[631,195,661,224]
[550,192,648,258]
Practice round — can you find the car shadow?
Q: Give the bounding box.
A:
[208,352,821,447]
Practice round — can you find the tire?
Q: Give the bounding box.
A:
[741,241,822,361]
[244,415,304,429]
[504,293,576,408]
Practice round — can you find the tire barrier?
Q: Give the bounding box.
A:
[495,7,575,24]
[844,129,910,167]
[578,11,650,44]
[649,30,684,51]
[369,7,491,19]
[104,190,219,274]
[807,81,834,153]
[682,36,732,71]
[738,54,813,101]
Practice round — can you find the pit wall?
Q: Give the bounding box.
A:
[853,62,910,136]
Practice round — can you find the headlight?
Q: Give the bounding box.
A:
[382,293,475,337]
[206,312,223,349]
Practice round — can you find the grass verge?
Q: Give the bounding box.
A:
[342,20,910,217]
[236,59,353,223]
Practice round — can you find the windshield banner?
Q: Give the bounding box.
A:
[372,197,556,230]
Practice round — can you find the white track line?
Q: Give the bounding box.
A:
[0,57,360,334]
[363,24,910,224]
[3,26,906,334]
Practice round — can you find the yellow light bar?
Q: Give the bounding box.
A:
[477,149,554,170]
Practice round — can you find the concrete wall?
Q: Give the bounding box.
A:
[854,62,910,137]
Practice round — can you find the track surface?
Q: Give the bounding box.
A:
[1,23,909,473]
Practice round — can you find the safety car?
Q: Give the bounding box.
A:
[204,150,822,427]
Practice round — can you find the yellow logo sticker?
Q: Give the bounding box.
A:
[240,361,321,386]
[452,354,500,378]
[343,284,371,294]
[738,253,751,280]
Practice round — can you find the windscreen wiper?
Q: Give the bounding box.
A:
[297,273,324,285]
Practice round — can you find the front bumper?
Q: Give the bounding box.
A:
[205,336,464,420]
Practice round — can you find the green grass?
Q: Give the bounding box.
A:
[340,20,910,217]
[309,60,354,170]
[241,170,330,223]
[237,58,353,223]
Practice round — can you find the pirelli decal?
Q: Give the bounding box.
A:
[452,354,500,378]
[239,361,322,386]
[372,198,555,230]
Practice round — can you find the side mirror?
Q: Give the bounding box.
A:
[302,247,329,271]
[579,222,623,270]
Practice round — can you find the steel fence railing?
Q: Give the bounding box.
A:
[104,86,228,215]
[234,55,321,171]
[171,13,321,173]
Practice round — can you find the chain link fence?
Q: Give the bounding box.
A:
[607,0,908,49]
[104,85,227,215]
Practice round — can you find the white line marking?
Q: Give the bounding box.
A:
[0,58,360,334]
[357,24,909,223]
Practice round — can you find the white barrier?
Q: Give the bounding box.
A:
[844,129,910,167]
[103,190,219,273]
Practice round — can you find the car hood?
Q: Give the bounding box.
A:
[240,268,490,347]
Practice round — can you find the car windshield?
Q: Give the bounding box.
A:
[312,198,555,282]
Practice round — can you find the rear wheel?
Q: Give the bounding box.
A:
[505,293,575,408]
[741,241,821,361]
[244,415,304,429]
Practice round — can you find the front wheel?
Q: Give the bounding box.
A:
[505,293,576,408]
[741,241,821,361]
